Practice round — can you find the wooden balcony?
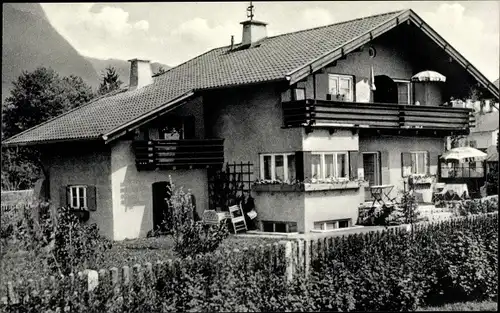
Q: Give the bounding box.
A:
[283,99,475,136]
[133,139,224,171]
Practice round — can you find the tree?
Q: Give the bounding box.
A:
[153,66,167,76]
[97,66,122,96]
[2,67,94,139]
[1,67,95,190]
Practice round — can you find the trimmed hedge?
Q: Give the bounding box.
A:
[1,214,497,312]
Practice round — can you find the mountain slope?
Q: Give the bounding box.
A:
[2,3,99,99]
[86,57,170,84]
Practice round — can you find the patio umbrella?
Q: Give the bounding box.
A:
[441,146,487,163]
[411,70,446,82]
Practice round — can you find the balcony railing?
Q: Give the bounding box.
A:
[282,99,475,135]
[133,139,224,170]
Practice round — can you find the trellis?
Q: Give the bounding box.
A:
[208,162,254,211]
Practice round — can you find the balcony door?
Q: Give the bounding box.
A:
[362,152,381,201]
[373,75,397,104]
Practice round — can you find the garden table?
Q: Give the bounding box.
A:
[370,184,395,207]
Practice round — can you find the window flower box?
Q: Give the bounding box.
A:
[71,208,90,222]
[252,179,367,192]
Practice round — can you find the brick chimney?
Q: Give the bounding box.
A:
[240,19,267,46]
[128,59,153,90]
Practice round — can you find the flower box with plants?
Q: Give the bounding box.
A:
[252,178,367,192]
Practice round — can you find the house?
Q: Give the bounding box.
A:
[3,9,499,240]
[467,111,499,151]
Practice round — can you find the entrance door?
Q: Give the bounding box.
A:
[362,152,381,201]
[152,182,172,232]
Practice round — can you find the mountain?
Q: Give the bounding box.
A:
[85,57,170,85]
[2,3,170,101]
[2,3,99,99]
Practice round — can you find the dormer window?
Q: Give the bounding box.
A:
[328,74,353,101]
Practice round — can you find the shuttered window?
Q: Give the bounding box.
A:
[401,151,430,176]
[60,185,97,211]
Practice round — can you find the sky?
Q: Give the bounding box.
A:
[41,1,499,81]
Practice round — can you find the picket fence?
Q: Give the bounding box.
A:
[2,212,497,306]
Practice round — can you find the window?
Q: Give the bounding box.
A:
[395,80,410,105]
[69,185,87,209]
[160,120,184,140]
[411,152,427,175]
[261,221,298,233]
[260,153,296,182]
[314,219,351,231]
[402,151,429,176]
[310,152,349,180]
[328,74,353,101]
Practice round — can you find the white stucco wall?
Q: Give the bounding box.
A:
[45,144,113,239]
[359,135,445,199]
[110,140,208,240]
[302,129,358,151]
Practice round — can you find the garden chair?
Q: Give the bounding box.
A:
[202,209,230,226]
[228,204,247,234]
[432,183,446,205]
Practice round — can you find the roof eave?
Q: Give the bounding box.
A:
[102,91,196,144]
[286,9,499,100]
[286,10,411,85]
[2,137,102,148]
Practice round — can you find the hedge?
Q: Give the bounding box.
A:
[1,213,497,312]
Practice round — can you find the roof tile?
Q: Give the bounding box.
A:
[4,10,404,145]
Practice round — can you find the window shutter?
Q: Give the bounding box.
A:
[401,152,412,177]
[348,151,358,180]
[380,151,390,184]
[183,116,196,139]
[60,186,69,208]
[295,151,312,182]
[426,152,431,175]
[87,185,97,211]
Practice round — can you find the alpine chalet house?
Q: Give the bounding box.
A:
[4,9,499,239]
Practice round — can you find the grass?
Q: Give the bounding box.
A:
[0,234,282,286]
[418,300,498,311]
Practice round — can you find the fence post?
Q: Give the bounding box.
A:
[84,270,99,292]
[304,240,311,277]
[280,241,293,282]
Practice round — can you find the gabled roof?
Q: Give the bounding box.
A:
[4,9,499,146]
[472,111,499,133]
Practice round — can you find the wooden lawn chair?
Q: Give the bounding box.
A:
[228,204,247,234]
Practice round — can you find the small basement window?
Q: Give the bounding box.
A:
[261,221,298,233]
[314,219,351,231]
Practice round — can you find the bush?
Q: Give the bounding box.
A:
[1,200,112,278]
[1,214,497,312]
[167,182,229,258]
[449,196,498,216]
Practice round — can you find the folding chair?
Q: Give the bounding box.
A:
[228,204,247,234]
[432,183,446,205]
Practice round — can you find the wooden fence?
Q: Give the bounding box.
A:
[2,212,497,306]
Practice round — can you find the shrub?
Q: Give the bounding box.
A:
[167,182,229,258]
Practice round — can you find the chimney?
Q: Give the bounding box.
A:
[240,19,267,46]
[128,58,153,90]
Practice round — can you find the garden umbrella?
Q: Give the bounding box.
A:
[441,146,487,163]
[411,70,446,82]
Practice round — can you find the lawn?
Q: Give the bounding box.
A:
[0,235,282,287]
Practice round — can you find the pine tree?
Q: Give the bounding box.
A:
[97,66,122,96]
